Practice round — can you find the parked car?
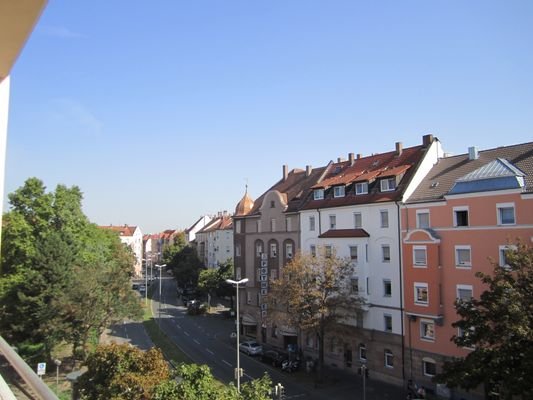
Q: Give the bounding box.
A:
[260,350,284,367]
[138,284,146,293]
[239,341,263,356]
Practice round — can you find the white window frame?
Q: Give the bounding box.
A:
[355,182,368,195]
[423,357,437,377]
[499,245,516,268]
[413,246,427,267]
[235,244,241,257]
[313,189,324,200]
[286,243,293,260]
[309,215,315,231]
[384,314,392,332]
[416,209,430,229]
[359,344,367,361]
[380,177,396,192]
[325,245,333,258]
[420,319,435,341]
[497,202,515,225]
[455,245,472,267]
[382,245,391,262]
[414,282,429,305]
[453,206,469,227]
[333,185,345,198]
[349,245,358,262]
[380,210,389,228]
[383,279,392,297]
[310,245,316,257]
[456,284,473,301]
[384,349,394,368]
[351,278,359,294]
[329,214,336,229]
[270,242,277,258]
[353,212,362,228]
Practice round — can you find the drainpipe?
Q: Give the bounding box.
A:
[396,201,406,382]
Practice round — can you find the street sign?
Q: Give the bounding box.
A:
[37,362,46,376]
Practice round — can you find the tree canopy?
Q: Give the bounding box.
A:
[267,249,363,376]
[0,178,142,360]
[437,241,533,399]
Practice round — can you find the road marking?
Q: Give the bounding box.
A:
[206,349,214,355]
[222,360,232,367]
[176,324,181,329]
[193,339,200,345]
[184,331,190,336]
[244,373,253,379]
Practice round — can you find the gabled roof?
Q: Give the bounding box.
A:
[409,142,533,202]
[197,215,233,233]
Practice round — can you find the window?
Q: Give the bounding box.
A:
[455,246,471,267]
[313,189,324,200]
[270,200,275,208]
[270,242,277,258]
[309,216,316,231]
[380,210,389,228]
[286,243,293,260]
[255,242,263,257]
[359,344,367,361]
[382,245,391,262]
[384,314,392,332]
[325,245,333,258]
[310,245,316,257]
[270,269,278,279]
[355,182,368,195]
[353,212,362,228]
[384,349,394,368]
[413,246,427,266]
[453,207,469,227]
[271,218,276,232]
[380,177,396,192]
[383,279,392,297]
[499,245,515,267]
[366,277,370,295]
[420,320,435,340]
[457,285,473,301]
[247,291,252,304]
[497,203,515,225]
[349,246,358,261]
[423,358,437,377]
[414,283,429,305]
[416,210,430,229]
[235,267,241,280]
[351,278,359,294]
[334,185,345,198]
[236,220,241,234]
[256,220,261,233]
[286,217,292,232]
[235,244,241,257]
[329,215,336,229]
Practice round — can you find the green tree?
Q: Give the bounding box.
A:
[169,245,203,288]
[77,343,171,400]
[198,260,234,309]
[437,241,533,399]
[161,231,187,265]
[268,249,364,379]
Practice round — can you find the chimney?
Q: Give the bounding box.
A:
[337,157,344,163]
[357,153,362,159]
[348,153,355,165]
[395,142,403,156]
[423,134,434,147]
[306,165,313,177]
[283,164,288,181]
[468,146,479,160]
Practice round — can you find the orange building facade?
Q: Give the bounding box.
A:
[401,143,533,398]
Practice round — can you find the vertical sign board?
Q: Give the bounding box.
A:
[37,362,46,376]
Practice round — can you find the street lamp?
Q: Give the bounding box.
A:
[155,264,166,325]
[54,359,61,394]
[225,277,248,393]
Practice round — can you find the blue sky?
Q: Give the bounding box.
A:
[4,0,533,233]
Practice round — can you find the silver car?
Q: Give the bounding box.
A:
[239,340,263,356]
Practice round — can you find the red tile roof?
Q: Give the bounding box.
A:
[99,225,137,237]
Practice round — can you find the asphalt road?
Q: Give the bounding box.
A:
[151,274,313,399]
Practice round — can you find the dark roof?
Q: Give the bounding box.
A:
[247,166,328,215]
[319,229,370,238]
[408,142,533,202]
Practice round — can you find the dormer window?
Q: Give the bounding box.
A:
[355,182,368,195]
[380,177,396,192]
[313,189,324,200]
[333,185,345,198]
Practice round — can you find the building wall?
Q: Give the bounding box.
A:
[0,77,9,249]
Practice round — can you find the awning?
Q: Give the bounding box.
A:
[279,325,298,336]
[241,314,257,326]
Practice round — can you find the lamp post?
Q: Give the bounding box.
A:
[225,277,248,393]
[54,359,61,394]
[155,264,166,325]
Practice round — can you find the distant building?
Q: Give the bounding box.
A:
[100,225,143,277]
[196,211,233,268]
[185,215,213,244]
